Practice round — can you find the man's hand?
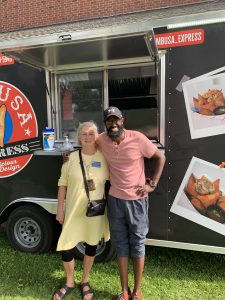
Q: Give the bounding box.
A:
[136,184,155,197]
[62,151,71,163]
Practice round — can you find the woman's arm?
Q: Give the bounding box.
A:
[56,185,67,224]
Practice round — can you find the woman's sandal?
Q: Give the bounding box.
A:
[53,284,75,300]
[80,282,93,300]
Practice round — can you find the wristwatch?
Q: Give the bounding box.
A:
[150,179,157,188]
[146,178,157,188]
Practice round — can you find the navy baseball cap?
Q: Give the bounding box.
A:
[104,106,123,122]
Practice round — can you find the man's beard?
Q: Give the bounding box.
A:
[107,125,124,140]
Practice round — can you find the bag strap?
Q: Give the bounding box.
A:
[79,149,90,202]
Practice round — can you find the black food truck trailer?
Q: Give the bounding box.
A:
[1,5,225,261]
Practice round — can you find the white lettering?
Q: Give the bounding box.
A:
[0,148,6,157]
[195,32,202,41]
[0,159,17,167]
[6,146,14,156]
[178,32,202,43]
[0,163,20,173]
[155,35,175,46]
[11,95,23,110]
[0,143,29,158]
[0,85,11,102]
[17,112,32,127]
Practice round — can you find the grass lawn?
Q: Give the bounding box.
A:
[0,228,225,300]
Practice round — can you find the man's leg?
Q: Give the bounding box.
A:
[107,196,130,299]
[132,257,145,292]
[128,197,149,299]
[117,256,129,292]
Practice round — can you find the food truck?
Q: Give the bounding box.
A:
[1,5,225,261]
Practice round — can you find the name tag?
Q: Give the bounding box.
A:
[92,161,101,168]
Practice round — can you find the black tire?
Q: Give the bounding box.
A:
[6,204,54,253]
[74,239,116,263]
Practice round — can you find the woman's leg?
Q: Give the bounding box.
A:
[81,254,95,283]
[80,244,97,300]
[62,248,76,286]
[63,259,75,287]
[54,249,75,300]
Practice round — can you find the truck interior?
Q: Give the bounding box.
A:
[57,64,159,142]
[2,30,165,146]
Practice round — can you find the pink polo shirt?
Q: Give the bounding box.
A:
[97,129,157,200]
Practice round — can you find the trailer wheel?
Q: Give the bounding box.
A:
[6,205,54,253]
[74,239,116,263]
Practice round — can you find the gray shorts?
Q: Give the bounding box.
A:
[107,195,149,258]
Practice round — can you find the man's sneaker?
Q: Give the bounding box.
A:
[131,290,142,300]
[117,288,131,300]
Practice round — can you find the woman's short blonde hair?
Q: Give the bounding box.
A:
[76,121,98,145]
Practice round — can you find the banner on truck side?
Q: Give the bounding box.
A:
[155,29,204,49]
[0,81,41,177]
[0,53,14,66]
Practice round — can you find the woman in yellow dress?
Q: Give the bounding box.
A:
[53,121,109,300]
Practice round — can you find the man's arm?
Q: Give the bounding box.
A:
[136,149,166,197]
[62,151,73,163]
[148,149,166,186]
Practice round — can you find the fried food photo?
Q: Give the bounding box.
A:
[193,89,225,116]
[184,174,225,223]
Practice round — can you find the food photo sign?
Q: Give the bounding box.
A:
[170,157,225,236]
[182,66,225,139]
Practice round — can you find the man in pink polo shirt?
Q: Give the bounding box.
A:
[97,107,166,300]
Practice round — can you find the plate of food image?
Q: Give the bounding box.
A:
[192,88,225,119]
[184,174,225,224]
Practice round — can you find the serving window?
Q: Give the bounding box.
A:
[108,65,158,140]
[57,71,104,142]
[55,61,163,145]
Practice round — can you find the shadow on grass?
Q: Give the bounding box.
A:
[145,245,225,281]
[0,229,120,299]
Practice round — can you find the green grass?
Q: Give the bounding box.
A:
[0,228,225,299]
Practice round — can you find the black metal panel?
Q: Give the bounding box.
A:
[0,63,61,217]
[165,23,225,247]
[145,157,168,240]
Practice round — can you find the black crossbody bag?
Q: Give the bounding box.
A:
[79,149,106,217]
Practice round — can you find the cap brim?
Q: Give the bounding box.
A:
[104,113,122,121]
